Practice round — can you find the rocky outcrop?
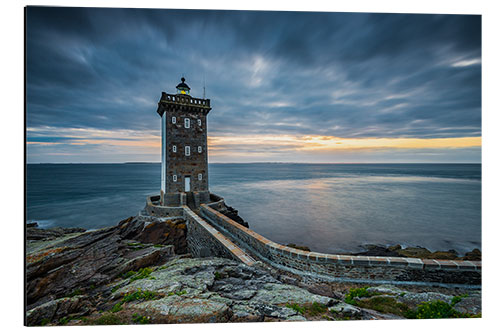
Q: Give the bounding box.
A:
[352,244,481,260]
[26,216,482,326]
[27,223,86,241]
[26,296,92,326]
[26,216,186,309]
[215,204,249,228]
[125,215,187,254]
[463,249,481,261]
[110,257,334,323]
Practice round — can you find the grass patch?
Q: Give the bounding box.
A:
[110,289,159,314]
[122,267,155,281]
[451,294,468,306]
[356,296,410,317]
[132,313,150,324]
[40,318,50,326]
[405,300,471,319]
[286,302,328,316]
[121,271,136,279]
[344,287,380,305]
[167,290,187,297]
[122,289,159,302]
[214,271,223,280]
[93,313,123,325]
[308,302,328,316]
[286,303,306,315]
[131,267,155,281]
[110,302,123,313]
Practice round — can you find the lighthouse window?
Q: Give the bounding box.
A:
[173,175,177,182]
[198,146,202,153]
[172,145,177,153]
[184,118,190,128]
[198,173,202,181]
[172,116,176,124]
[185,146,190,156]
[197,119,202,126]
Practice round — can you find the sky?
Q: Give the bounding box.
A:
[26,7,482,163]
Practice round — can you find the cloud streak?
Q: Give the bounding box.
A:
[26,7,481,163]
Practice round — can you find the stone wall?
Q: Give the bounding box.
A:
[199,204,481,287]
[184,206,255,266]
[145,195,185,217]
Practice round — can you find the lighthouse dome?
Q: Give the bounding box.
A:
[176,77,190,95]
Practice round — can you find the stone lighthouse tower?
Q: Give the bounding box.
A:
[156,78,212,207]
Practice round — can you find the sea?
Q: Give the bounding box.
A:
[26,163,481,255]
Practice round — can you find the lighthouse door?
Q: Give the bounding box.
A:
[184,176,191,192]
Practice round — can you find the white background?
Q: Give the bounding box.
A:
[1,0,498,332]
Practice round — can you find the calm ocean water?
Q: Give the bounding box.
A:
[26,163,481,255]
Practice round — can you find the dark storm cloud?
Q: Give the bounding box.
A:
[26,7,481,140]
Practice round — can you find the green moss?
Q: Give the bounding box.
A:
[122,267,155,281]
[286,302,327,316]
[111,302,123,313]
[122,289,159,302]
[308,302,328,316]
[286,303,306,314]
[405,300,470,319]
[122,270,137,279]
[167,290,187,297]
[214,271,223,280]
[344,287,380,305]
[130,267,155,281]
[109,289,159,316]
[68,288,82,297]
[451,294,468,306]
[93,313,123,325]
[132,313,150,324]
[58,317,69,325]
[153,244,165,248]
[356,296,410,317]
[40,318,50,326]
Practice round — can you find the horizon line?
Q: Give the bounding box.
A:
[26,161,482,165]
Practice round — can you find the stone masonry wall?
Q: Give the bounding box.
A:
[184,206,255,266]
[200,204,481,286]
[145,195,185,217]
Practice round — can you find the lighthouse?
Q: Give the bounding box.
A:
[156,78,212,207]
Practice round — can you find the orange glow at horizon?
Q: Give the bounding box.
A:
[27,128,481,157]
[207,135,481,152]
